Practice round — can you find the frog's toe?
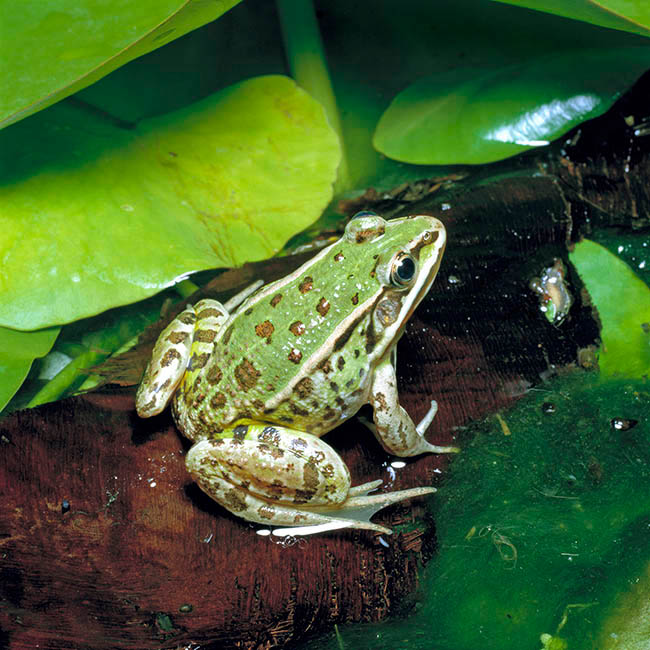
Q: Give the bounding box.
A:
[274,484,437,536]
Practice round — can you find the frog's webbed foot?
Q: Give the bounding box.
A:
[293,480,437,536]
[185,422,436,535]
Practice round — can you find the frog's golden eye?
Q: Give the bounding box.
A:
[390,252,417,287]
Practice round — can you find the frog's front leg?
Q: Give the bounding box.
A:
[185,422,436,534]
[369,353,460,456]
[135,299,229,417]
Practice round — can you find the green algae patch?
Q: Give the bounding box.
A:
[305,372,650,650]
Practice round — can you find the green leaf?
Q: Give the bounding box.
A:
[373,47,650,165]
[0,75,341,331]
[569,239,650,377]
[0,0,242,130]
[0,326,60,411]
[493,0,650,39]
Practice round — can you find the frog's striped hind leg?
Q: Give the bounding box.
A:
[135,299,229,417]
[185,421,436,535]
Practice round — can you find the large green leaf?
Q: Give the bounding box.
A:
[0,0,241,130]
[0,75,341,331]
[570,239,650,377]
[373,47,650,165]
[0,326,60,411]
[493,0,650,39]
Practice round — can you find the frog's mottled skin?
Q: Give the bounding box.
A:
[136,212,458,535]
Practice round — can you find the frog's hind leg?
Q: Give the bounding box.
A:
[185,422,436,535]
[135,299,229,417]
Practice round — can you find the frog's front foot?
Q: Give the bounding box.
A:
[185,421,435,535]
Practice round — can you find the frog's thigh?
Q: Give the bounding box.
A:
[186,422,439,533]
[369,355,459,456]
[186,422,351,512]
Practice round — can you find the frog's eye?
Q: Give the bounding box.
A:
[390,252,417,287]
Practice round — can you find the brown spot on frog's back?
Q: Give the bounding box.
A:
[289,320,305,336]
[255,320,274,342]
[209,391,227,410]
[206,364,223,385]
[289,402,310,417]
[299,277,314,294]
[317,358,332,374]
[323,407,337,421]
[351,292,359,305]
[337,356,345,370]
[288,348,302,364]
[270,293,283,307]
[334,251,344,262]
[294,377,314,398]
[316,297,330,317]
[234,359,261,391]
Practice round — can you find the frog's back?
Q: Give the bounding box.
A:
[177,241,382,439]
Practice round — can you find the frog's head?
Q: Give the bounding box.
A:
[344,210,446,360]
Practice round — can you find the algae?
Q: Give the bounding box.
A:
[304,371,650,649]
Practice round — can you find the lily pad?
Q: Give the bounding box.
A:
[373,47,650,165]
[0,0,241,129]
[493,0,650,39]
[0,326,60,411]
[570,239,650,377]
[0,75,341,331]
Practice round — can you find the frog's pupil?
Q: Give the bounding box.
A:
[396,256,415,281]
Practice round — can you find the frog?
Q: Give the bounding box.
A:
[135,211,459,535]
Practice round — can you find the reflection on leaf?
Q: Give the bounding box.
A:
[374,47,650,164]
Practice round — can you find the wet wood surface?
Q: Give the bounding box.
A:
[1,73,648,650]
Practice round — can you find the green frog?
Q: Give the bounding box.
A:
[136,211,458,535]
